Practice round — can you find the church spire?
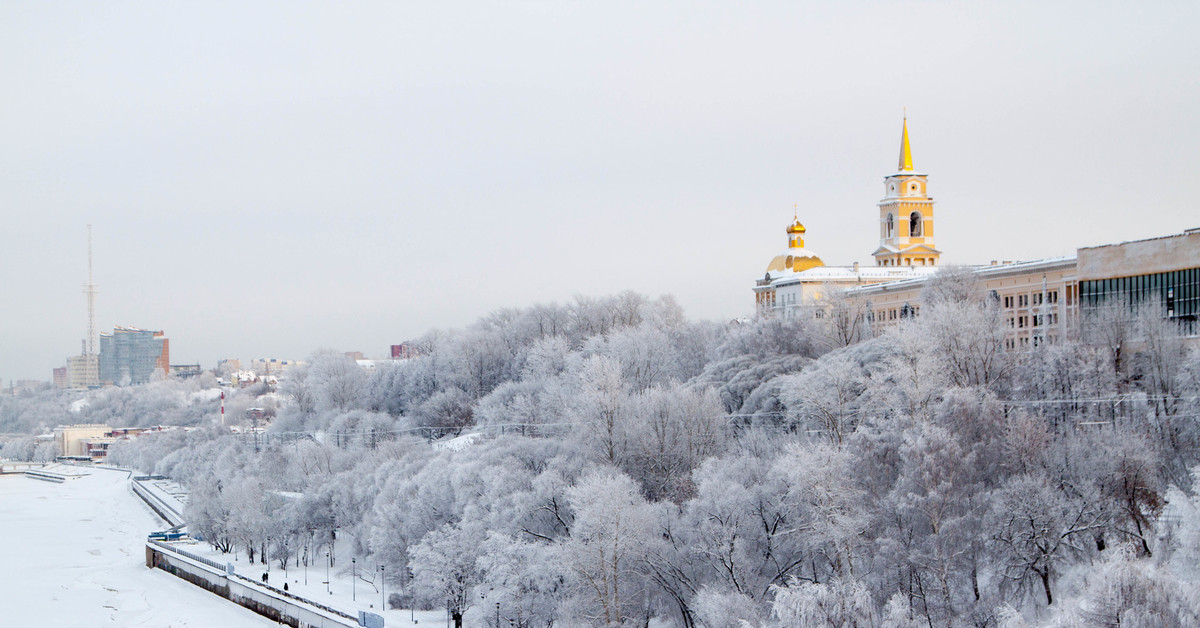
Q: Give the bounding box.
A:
[898,116,913,172]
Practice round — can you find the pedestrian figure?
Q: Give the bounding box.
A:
[284,582,289,592]
[262,572,268,583]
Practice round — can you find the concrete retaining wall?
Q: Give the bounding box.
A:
[146,543,357,628]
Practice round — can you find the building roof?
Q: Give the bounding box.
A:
[844,256,1077,296]
[771,264,939,287]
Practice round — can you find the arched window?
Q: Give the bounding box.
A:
[885,213,895,239]
[909,211,922,237]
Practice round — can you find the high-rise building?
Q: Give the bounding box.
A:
[99,327,169,386]
[66,354,100,389]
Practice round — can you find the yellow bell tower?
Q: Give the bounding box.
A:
[872,117,941,267]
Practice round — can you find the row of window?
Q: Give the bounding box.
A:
[1002,289,1061,310]
[1004,334,1057,350]
[1007,312,1060,329]
[866,303,919,323]
[1080,267,1200,317]
[879,257,937,266]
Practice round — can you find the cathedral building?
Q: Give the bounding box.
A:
[753,118,939,317]
[754,118,1200,344]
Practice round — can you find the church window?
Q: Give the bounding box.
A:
[909,211,922,237]
[886,213,895,238]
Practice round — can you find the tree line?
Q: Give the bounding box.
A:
[5,283,1200,626]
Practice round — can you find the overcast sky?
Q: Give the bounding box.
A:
[2,2,1197,381]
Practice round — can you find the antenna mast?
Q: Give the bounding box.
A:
[85,225,97,357]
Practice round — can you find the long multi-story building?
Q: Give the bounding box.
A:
[99,327,169,386]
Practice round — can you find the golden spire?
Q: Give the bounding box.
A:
[898,114,914,172]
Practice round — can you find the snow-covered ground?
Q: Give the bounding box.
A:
[0,466,277,627]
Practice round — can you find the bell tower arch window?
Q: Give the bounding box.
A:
[885,213,895,239]
[909,211,922,237]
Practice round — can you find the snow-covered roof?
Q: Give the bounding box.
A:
[844,256,1077,296]
[770,264,938,287]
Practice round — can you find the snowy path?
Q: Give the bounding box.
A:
[0,467,277,627]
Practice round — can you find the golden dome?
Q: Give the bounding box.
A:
[766,213,824,273]
[765,250,824,273]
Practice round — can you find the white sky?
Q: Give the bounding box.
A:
[2,2,1198,381]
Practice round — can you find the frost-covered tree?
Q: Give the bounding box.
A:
[770,577,875,627]
[989,474,1105,606]
[562,470,657,627]
[410,521,486,628]
[475,532,565,628]
[778,350,870,446]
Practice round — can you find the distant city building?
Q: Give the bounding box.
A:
[169,364,202,379]
[216,359,242,376]
[53,424,166,459]
[7,379,47,395]
[344,351,365,361]
[52,367,68,389]
[54,424,110,457]
[66,354,100,390]
[390,343,422,360]
[248,358,303,376]
[99,327,169,386]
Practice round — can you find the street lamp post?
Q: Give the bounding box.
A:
[326,550,331,594]
[352,557,357,601]
[305,529,314,586]
[380,565,385,611]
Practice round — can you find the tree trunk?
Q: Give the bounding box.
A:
[1038,568,1053,606]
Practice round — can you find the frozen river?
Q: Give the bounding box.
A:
[0,466,276,627]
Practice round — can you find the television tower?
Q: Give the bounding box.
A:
[85,224,97,358]
[81,225,99,387]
